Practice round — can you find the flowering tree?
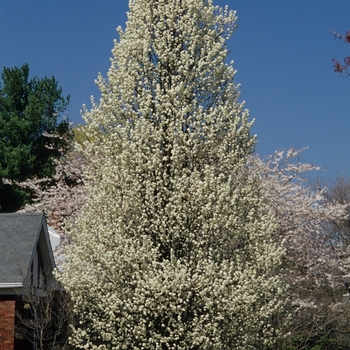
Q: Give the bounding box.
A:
[257,149,349,348]
[258,149,345,283]
[59,1,285,349]
[18,144,87,235]
[324,175,350,243]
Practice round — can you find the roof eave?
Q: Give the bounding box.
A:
[0,283,23,288]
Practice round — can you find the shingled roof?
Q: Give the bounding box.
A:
[0,212,55,292]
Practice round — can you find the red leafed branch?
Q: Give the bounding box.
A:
[332,30,350,76]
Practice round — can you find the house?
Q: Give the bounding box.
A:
[0,212,56,350]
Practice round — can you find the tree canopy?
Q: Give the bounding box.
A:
[60,1,285,349]
[0,63,70,211]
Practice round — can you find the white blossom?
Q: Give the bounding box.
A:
[59,1,285,349]
[256,149,349,346]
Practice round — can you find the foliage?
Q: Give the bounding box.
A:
[59,1,285,349]
[324,175,350,243]
[332,30,350,76]
[0,63,71,211]
[18,144,87,237]
[18,126,89,259]
[19,144,350,348]
[257,149,349,349]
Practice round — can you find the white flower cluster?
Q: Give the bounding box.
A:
[60,0,285,348]
[18,145,87,250]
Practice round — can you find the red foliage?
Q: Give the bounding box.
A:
[345,30,350,43]
[332,59,345,73]
[332,30,350,76]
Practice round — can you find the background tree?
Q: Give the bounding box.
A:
[0,63,71,211]
[59,1,286,349]
[19,128,88,253]
[257,149,349,349]
[324,175,350,243]
[16,279,73,350]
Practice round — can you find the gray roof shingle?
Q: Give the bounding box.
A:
[0,212,53,285]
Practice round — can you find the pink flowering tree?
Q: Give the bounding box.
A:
[257,148,350,348]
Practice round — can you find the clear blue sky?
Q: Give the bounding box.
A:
[1,1,349,180]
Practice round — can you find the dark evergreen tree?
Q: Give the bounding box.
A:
[0,64,71,211]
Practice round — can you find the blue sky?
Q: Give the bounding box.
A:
[1,1,349,180]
